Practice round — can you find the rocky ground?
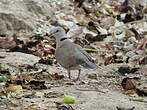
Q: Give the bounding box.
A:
[0,0,147,110]
[0,52,147,110]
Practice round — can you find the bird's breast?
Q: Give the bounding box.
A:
[55,47,79,69]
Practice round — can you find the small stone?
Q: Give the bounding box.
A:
[118,67,131,74]
[87,72,97,79]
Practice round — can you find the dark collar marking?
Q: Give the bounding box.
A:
[60,37,68,41]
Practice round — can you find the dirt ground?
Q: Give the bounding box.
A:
[0,0,147,109]
[0,52,147,110]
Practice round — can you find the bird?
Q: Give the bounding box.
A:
[48,26,97,80]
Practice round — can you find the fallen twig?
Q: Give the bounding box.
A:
[84,48,110,53]
[76,88,106,93]
[130,98,147,103]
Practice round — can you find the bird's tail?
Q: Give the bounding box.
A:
[81,61,98,69]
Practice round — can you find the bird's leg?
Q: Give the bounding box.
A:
[68,70,71,79]
[76,69,81,80]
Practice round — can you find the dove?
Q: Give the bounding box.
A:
[48,26,97,80]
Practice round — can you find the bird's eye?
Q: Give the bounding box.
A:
[56,30,59,33]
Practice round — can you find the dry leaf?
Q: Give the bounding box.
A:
[121,77,139,90]
[4,85,23,94]
[27,104,37,110]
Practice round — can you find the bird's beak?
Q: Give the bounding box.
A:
[48,31,58,38]
[48,33,54,37]
[44,32,55,41]
[44,32,56,41]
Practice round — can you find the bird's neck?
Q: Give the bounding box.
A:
[56,37,68,48]
[60,37,68,41]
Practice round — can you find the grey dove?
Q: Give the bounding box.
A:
[49,26,97,80]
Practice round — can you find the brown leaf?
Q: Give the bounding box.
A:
[121,77,139,90]
[136,83,147,96]
[50,73,65,80]
[10,74,34,84]
[29,80,47,90]
[100,17,115,29]
[27,104,37,110]
[119,0,133,13]
[57,104,75,110]
[4,85,23,94]
[85,34,108,42]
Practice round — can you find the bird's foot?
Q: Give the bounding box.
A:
[74,77,80,81]
[66,77,80,82]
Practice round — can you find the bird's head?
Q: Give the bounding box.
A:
[48,26,66,39]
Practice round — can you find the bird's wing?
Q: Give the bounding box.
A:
[73,43,92,60]
[73,43,97,69]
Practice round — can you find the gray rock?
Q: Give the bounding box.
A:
[0,0,55,34]
[0,52,40,66]
[0,52,40,74]
[0,13,34,34]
